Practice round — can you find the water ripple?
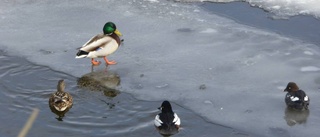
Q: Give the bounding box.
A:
[0,54,248,137]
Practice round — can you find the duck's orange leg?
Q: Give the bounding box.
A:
[91,58,101,66]
[103,57,117,65]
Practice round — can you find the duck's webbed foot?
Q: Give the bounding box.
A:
[56,117,63,121]
[91,58,101,66]
[104,57,117,65]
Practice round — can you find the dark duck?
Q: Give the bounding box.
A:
[283,82,310,110]
[154,101,181,136]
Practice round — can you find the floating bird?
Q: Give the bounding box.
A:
[49,80,73,120]
[283,82,310,110]
[154,101,181,136]
[76,22,123,66]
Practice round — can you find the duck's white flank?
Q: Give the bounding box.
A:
[290,96,299,101]
[173,113,181,126]
[154,115,163,127]
[154,113,181,127]
[77,35,119,58]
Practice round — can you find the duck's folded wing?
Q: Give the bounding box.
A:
[65,92,73,107]
[80,35,110,52]
[82,34,102,46]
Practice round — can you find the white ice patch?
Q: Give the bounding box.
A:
[178,0,320,19]
[146,0,159,3]
[304,51,314,55]
[204,100,213,104]
[200,28,217,33]
[284,52,291,55]
[277,86,285,90]
[300,66,320,72]
[271,5,281,10]
[155,84,169,88]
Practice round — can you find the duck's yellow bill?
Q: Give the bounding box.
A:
[114,29,122,36]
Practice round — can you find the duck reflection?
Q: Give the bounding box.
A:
[77,70,120,98]
[49,80,73,121]
[284,107,310,126]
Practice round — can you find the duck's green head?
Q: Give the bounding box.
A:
[103,22,122,36]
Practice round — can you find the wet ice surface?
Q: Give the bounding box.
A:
[179,0,320,19]
[200,2,320,45]
[0,53,250,137]
[1,0,320,137]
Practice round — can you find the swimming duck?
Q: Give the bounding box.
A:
[49,80,73,119]
[154,100,181,136]
[283,82,310,110]
[76,22,123,66]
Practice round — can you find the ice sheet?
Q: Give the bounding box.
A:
[1,0,320,136]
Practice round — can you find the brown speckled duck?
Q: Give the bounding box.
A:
[283,82,310,110]
[49,80,73,119]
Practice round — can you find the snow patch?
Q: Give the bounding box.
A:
[200,28,218,33]
[300,66,320,72]
[304,51,314,55]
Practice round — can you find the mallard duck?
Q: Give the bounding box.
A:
[283,82,310,110]
[154,100,181,136]
[49,80,73,119]
[76,22,123,66]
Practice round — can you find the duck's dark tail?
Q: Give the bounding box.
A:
[76,50,89,58]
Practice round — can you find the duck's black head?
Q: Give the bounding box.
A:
[158,100,173,113]
[284,82,299,92]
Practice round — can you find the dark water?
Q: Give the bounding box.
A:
[201,2,320,45]
[0,51,251,137]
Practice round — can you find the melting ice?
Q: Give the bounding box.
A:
[178,0,320,19]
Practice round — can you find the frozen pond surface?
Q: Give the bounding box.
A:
[1,0,320,137]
